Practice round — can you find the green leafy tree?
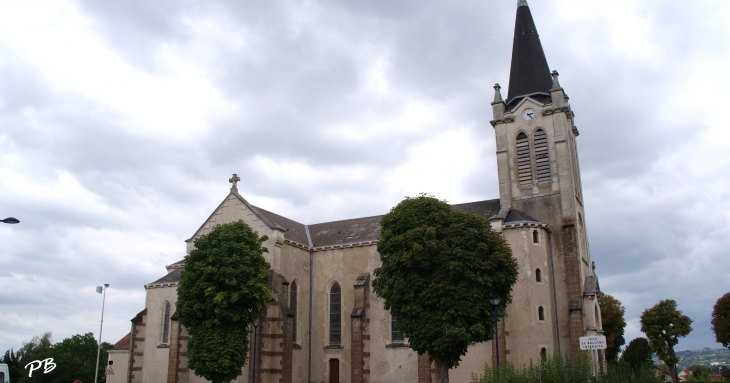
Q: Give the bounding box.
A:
[372,194,519,383]
[711,292,730,351]
[619,337,653,374]
[640,299,693,383]
[1,348,22,383]
[3,332,112,383]
[599,291,626,362]
[46,333,113,383]
[177,220,275,383]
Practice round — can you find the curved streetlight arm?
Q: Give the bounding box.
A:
[1,217,20,224]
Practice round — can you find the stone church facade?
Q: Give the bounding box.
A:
[107,2,604,382]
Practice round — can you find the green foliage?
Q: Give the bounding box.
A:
[640,299,693,383]
[46,333,113,383]
[619,338,653,374]
[177,220,275,383]
[470,351,593,383]
[2,332,112,383]
[608,361,663,383]
[598,291,626,362]
[372,194,519,374]
[712,292,730,351]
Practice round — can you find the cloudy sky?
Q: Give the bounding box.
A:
[1,0,729,356]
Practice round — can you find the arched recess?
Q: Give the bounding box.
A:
[516,132,533,185]
[536,268,542,282]
[290,280,298,343]
[533,128,551,181]
[538,306,545,321]
[533,230,539,243]
[329,283,342,345]
[160,301,171,344]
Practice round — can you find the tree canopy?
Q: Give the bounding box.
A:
[177,220,275,383]
[598,291,626,362]
[640,299,693,383]
[711,292,730,351]
[619,337,653,374]
[1,332,112,383]
[372,194,519,383]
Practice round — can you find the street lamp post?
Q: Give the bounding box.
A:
[489,298,502,368]
[252,318,261,383]
[94,284,109,383]
[1,217,19,224]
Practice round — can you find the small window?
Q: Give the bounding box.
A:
[538,306,545,321]
[329,283,341,345]
[540,347,547,361]
[290,281,298,342]
[536,269,542,282]
[392,315,404,342]
[516,132,533,185]
[533,230,539,243]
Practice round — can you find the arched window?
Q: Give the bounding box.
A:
[536,268,542,282]
[329,283,341,345]
[540,347,547,361]
[290,281,298,343]
[160,301,171,344]
[533,230,539,243]
[534,129,551,181]
[516,132,532,185]
[392,314,404,342]
[538,306,545,321]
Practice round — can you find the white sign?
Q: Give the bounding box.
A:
[106,366,114,375]
[579,335,607,350]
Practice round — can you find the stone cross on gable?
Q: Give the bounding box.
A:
[229,173,240,190]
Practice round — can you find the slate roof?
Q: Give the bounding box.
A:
[507,1,553,104]
[148,267,182,285]
[156,198,541,284]
[254,206,309,245]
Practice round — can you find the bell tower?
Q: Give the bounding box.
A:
[490,0,600,355]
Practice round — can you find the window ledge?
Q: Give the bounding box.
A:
[157,344,169,349]
[386,342,408,348]
[324,345,343,349]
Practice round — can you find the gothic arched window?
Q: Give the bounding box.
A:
[290,281,298,343]
[536,268,542,282]
[534,129,551,181]
[540,347,548,361]
[160,301,171,344]
[538,306,545,321]
[516,132,532,185]
[533,230,539,243]
[329,283,341,345]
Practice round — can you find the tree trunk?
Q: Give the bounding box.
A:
[668,363,678,383]
[433,356,449,383]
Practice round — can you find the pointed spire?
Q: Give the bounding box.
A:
[507,2,553,103]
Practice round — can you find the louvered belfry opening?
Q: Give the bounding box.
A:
[516,132,533,185]
[534,129,550,181]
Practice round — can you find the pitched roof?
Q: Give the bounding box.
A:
[147,267,182,285]
[507,1,553,103]
[113,332,131,350]
[157,198,542,284]
[254,205,309,245]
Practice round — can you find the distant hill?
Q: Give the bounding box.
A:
[652,348,730,368]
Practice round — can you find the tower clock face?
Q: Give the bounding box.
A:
[522,108,536,121]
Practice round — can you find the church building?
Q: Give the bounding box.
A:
[107,1,604,382]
